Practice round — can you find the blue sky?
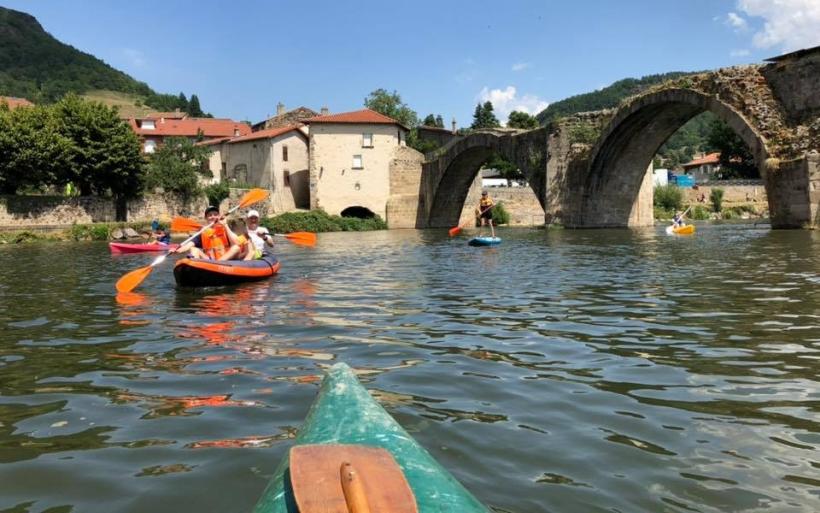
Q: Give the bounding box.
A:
[4,0,819,126]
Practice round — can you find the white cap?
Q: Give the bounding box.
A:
[246,209,260,218]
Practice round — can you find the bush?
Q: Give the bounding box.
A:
[654,206,673,220]
[203,182,230,207]
[690,205,711,220]
[710,188,725,213]
[491,202,511,225]
[70,224,111,241]
[654,185,683,211]
[722,208,740,220]
[259,210,387,233]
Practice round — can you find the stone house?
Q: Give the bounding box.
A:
[303,108,409,218]
[251,103,320,132]
[682,152,721,182]
[201,125,310,211]
[128,115,251,154]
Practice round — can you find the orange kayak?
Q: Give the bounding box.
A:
[173,254,280,287]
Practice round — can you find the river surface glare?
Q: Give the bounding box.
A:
[0,225,818,513]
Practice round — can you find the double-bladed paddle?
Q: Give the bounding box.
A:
[171,217,316,247]
[115,188,269,293]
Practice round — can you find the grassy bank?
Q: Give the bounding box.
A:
[0,222,154,244]
[259,210,387,233]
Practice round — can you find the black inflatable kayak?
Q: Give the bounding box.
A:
[173,254,280,287]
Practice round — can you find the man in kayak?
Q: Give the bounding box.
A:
[174,205,243,260]
[245,210,274,258]
[673,210,687,228]
[477,191,495,238]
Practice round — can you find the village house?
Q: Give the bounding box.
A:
[252,103,320,132]
[303,108,408,219]
[681,152,721,182]
[201,125,310,211]
[127,113,251,154]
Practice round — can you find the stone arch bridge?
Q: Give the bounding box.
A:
[416,47,820,229]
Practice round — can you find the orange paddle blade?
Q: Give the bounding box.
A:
[448,226,462,237]
[238,188,269,209]
[115,265,153,293]
[171,216,203,232]
[281,231,317,246]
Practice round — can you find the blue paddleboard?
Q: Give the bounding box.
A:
[468,236,501,247]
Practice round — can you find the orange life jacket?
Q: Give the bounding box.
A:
[201,225,229,259]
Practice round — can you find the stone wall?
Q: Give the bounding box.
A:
[458,187,544,226]
[761,50,820,125]
[0,194,206,229]
[764,158,813,227]
[680,183,768,206]
[386,146,424,228]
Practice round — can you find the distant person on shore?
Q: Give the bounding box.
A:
[173,205,242,260]
[477,191,496,238]
[245,210,274,258]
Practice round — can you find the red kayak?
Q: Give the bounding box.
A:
[109,242,179,254]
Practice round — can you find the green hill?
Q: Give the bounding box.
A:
[0,6,210,116]
[536,72,694,125]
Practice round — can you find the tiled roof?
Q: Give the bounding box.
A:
[253,106,318,131]
[303,109,408,129]
[195,137,232,147]
[228,125,305,144]
[128,117,251,138]
[683,152,720,167]
[146,111,188,119]
[0,96,34,109]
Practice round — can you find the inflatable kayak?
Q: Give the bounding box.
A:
[468,236,501,246]
[252,363,490,513]
[173,254,280,287]
[109,242,178,253]
[665,225,696,235]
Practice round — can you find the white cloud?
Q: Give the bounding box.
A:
[511,62,531,72]
[476,86,549,122]
[122,48,146,67]
[726,12,748,30]
[730,48,751,57]
[735,0,820,52]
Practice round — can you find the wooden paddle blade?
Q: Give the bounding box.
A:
[290,444,417,513]
[115,265,153,293]
[448,226,462,237]
[283,231,317,246]
[238,188,269,209]
[171,216,202,232]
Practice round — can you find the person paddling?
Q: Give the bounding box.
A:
[245,209,274,258]
[173,205,242,261]
[478,191,495,238]
[673,208,688,228]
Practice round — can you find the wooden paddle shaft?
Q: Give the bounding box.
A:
[340,462,371,513]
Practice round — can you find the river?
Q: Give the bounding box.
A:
[0,225,818,512]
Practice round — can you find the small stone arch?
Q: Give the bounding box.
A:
[577,88,771,227]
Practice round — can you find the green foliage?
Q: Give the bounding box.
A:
[203,181,230,207]
[485,153,522,181]
[144,137,212,199]
[536,71,696,125]
[706,118,758,178]
[421,114,444,128]
[507,111,539,129]
[710,188,725,213]
[259,210,387,233]
[690,205,711,220]
[654,184,683,211]
[408,129,441,153]
[491,202,511,225]
[363,89,418,128]
[69,223,111,241]
[143,91,212,117]
[654,206,674,220]
[567,122,600,145]
[471,101,500,129]
[656,112,716,168]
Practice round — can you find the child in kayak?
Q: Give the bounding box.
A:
[174,205,243,260]
[149,225,171,245]
[673,210,687,228]
[229,219,256,261]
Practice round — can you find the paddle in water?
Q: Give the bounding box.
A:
[115,188,269,293]
[172,217,316,247]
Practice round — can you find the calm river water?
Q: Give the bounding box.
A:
[0,225,819,513]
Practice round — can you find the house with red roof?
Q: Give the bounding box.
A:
[0,96,34,109]
[682,152,722,182]
[302,108,408,219]
[127,114,251,154]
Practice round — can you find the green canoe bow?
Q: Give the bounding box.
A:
[252,362,491,513]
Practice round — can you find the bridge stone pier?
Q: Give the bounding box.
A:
[414,46,820,230]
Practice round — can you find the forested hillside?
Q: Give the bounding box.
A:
[0,6,209,115]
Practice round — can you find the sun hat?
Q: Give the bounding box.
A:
[246,209,260,219]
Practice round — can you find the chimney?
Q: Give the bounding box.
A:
[276,102,285,116]
[320,106,329,116]
[451,117,457,134]
[234,128,240,137]
[160,117,165,124]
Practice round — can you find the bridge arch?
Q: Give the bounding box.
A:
[578,88,771,226]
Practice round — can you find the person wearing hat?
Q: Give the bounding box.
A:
[245,209,273,258]
[477,191,496,238]
[174,205,243,260]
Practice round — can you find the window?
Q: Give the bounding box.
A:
[141,120,155,130]
[144,139,157,153]
[284,170,291,187]
[352,155,363,169]
[362,133,373,148]
[282,145,288,161]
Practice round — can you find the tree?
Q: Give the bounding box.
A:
[363,89,418,128]
[422,114,437,127]
[706,118,758,178]
[187,94,204,117]
[485,153,522,182]
[507,111,539,129]
[54,94,144,199]
[143,137,213,199]
[471,101,499,129]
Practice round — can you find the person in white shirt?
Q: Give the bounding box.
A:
[245,210,274,258]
